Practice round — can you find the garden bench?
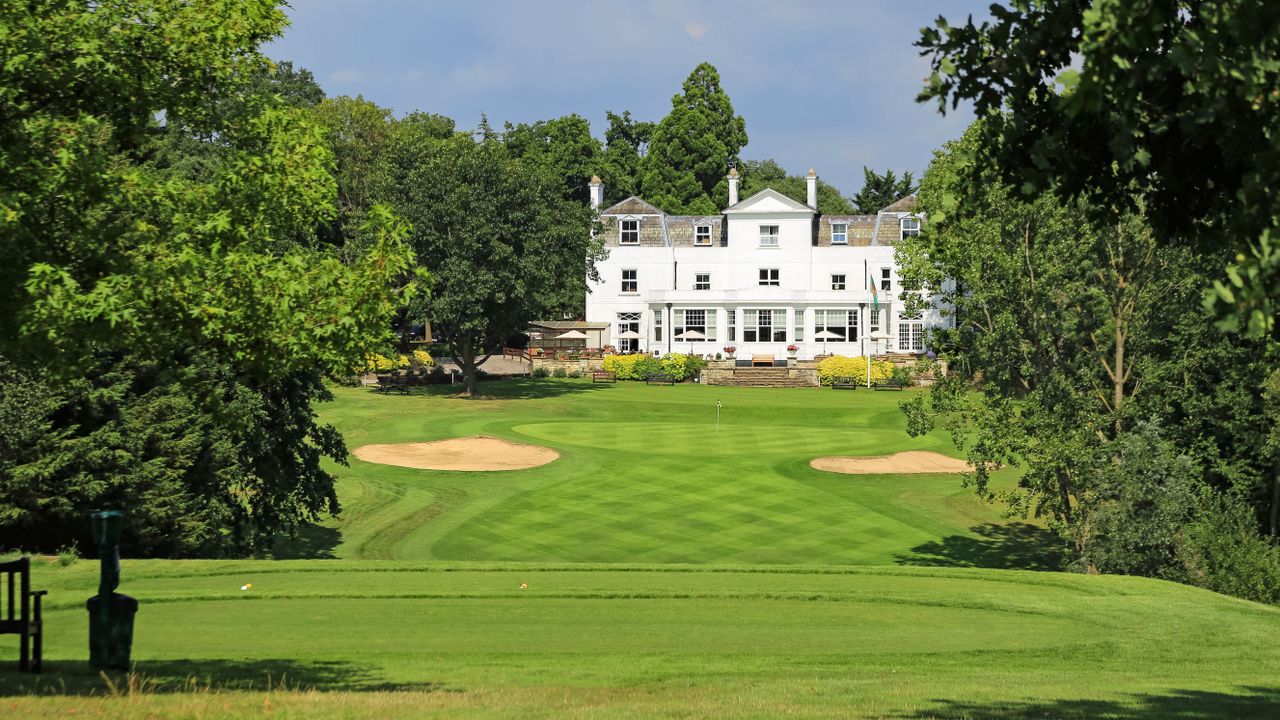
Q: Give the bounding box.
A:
[872,382,905,391]
[645,373,677,385]
[374,374,410,394]
[751,354,775,367]
[1,557,47,673]
[832,377,859,390]
[591,371,616,383]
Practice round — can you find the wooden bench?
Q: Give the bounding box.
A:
[872,381,905,391]
[374,373,410,394]
[1,557,47,673]
[751,354,775,367]
[591,371,616,383]
[832,376,860,390]
[645,373,677,385]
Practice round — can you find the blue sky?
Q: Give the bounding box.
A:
[267,1,989,198]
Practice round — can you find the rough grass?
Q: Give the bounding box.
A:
[5,381,1276,717]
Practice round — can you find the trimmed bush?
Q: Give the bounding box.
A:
[410,349,434,368]
[552,367,567,378]
[816,355,895,386]
[531,366,549,378]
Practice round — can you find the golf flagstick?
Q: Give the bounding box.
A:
[716,400,721,432]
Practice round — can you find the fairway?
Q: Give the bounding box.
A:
[5,380,1278,718]
[292,381,1049,567]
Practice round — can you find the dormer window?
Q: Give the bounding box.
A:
[694,224,712,246]
[759,225,779,248]
[831,223,848,245]
[900,217,921,240]
[620,219,640,245]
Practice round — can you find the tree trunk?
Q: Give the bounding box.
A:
[1270,466,1279,538]
[459,334,479,398]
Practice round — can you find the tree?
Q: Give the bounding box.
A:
[898,123,1275,591]
[638,63,748,214]
[381,131,604,396]
[504,115,601,205]
[598,111,654,205]
[916,0,1280,336]
[852,167,917,213]
[738,159,856,214]
[0,2,418,553]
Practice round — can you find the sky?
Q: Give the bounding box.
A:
[267,1,991,199]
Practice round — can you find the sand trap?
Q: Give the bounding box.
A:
[810,451,971,475]
[353,435,558,471]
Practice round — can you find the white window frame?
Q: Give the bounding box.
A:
[759,268,780,286]
[742,309,786,343]
[900,217,921,240]
[674,308,715,342]
[694,224,713,246]
[727,310,736,342]
[653,309,663,342]
[831,274,846,291]
[898,312,924,352]
[617,312,641,352]
[621,268,638,293]
[694,272,711,291]
[759,224,780,248]
[815,308,858,343]
[831,223,848,245]
[620,219,640,245]
[880,267,892,292]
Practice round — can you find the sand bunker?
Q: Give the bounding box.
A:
[353,435,558,471]
[810,451,971,475]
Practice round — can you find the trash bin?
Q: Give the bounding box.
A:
[86,593,138,670]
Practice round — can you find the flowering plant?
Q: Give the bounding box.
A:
[786,344,799,352]
[723,345,736,354]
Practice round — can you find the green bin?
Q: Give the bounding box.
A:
[86,593,138,670]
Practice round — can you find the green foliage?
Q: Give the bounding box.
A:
[891,365,913,387]
[816,356,894,386]
[380,130,603,395]
[552,367,568,378]
[504,115,601,205]
[601,353,662,380]
[638,63,748,214]
[852,167,917,213]
[598,111,655,205]
[917,0,1280,336]
[531,366,549,379]
[738,160,855,213]
[1179,493,1280,605]
[0,355,345,556]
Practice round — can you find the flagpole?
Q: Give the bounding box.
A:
[716,400,721,432]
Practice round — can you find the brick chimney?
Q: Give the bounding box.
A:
[727,167,740,207]
[806,168,818,210]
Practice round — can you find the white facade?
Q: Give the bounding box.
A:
[584,172,949,360]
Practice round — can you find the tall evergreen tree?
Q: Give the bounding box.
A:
[638,63,748,214]
[739,159,856,213]
[598,111,653,206]
[852,167,917,213]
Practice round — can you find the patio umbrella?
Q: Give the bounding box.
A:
[675,330,706,341]
[554,330,589,340]
[616,330,643,339]
[814,329,842,355]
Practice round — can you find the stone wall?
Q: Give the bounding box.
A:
[531,357,605,374]
[701,360,819,388]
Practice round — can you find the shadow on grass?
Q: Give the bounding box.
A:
[901,686,1280,719]
[270,522,341,560]
[895,522,1066,571]
[0,658,441,696]
[374,377,615,401]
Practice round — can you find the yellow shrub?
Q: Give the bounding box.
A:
[602,353,659,380]
[816,355,895,386]
[411,349,434,367]
[363,353,396,372]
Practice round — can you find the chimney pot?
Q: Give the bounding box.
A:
[589,175,604,209]
[805,169,818,210]
[727,168,740,207]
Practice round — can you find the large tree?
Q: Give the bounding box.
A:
[852,167,917,214]
[898,124,1280,599]
[638,63,748,214]
[597,111,654,206]
[381,129,604,396]
[916,0,1280,336]
[0,2,416,554]
[504,115,601,206]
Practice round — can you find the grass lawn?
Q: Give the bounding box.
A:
[287,381,1058,568]
[3,380,1277,718]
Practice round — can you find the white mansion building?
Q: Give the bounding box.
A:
[584,169,949,359]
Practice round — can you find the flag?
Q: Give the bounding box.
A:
[870,275,879,313]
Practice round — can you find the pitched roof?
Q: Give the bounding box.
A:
[600,196,664,216]
[723,187,815,214]
[879,194,918,213]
